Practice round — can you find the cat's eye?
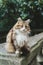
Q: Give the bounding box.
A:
[17,25,23,27]
[21,25,23,27]
[15,25,20,29]
[25,26,28,28]
[17,25,20,27]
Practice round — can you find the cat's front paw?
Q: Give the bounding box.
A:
[15,50,23,57]
[15,50,20,57]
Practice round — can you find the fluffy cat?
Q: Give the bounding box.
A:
[5,17,31,56]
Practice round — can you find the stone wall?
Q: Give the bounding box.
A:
[0,33,43,65]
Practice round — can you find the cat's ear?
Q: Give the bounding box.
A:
[25,19,31,24]
[18,17,22,21]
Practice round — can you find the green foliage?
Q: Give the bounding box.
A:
[0,0,43,31]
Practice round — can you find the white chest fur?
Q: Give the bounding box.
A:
[13,30,29,48]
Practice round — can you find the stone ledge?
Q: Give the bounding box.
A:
[0,33,43,65]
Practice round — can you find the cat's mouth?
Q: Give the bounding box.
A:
[20,29,31,34]
[20,30,31,35]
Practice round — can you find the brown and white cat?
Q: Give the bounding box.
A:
[5,17,31,56]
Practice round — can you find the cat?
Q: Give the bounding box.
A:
[5,17,31,56]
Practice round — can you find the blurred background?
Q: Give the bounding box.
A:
[0,0,43,42]
[0,0,43,65]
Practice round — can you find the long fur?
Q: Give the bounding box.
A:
[5,18,31,56]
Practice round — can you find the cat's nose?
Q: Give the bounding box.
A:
[23,27,25,30]
[20,27,25,31]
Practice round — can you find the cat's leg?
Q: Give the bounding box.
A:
[19,41,30,56]
[24,40,30,51]
[5,29,15,53]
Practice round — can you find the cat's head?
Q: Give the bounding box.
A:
[14,17,31,35]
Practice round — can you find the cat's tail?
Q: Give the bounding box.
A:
[5,29,15,53]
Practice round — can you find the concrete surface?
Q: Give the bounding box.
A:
[0,33,43,65]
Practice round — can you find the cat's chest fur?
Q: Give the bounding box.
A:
[14,30,29,47]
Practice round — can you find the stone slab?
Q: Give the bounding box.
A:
[0,33,43,65]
